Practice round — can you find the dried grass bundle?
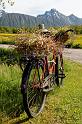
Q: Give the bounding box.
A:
[15,30,71,58]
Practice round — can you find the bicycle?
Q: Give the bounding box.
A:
[20,29,74,118]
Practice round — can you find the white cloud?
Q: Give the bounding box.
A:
[3,0,82,18]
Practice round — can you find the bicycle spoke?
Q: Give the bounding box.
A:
[28,93,37,107]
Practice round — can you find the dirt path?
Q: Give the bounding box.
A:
[63,48,82,64]
[0,44,14,49]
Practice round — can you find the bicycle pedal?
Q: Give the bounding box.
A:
[58,74,66,78]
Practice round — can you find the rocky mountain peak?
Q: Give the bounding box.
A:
[45,8,59,15]
[69,14,78,18]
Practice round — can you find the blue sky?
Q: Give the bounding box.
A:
[1,0,82,18]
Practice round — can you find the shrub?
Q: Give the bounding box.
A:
[0,48,20,65]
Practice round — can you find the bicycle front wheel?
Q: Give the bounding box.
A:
[21,61,46,118]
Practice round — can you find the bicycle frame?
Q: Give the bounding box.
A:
[33,46,64,90]
[43,47,63,76]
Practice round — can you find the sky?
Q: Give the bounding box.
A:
[1,0,82,18]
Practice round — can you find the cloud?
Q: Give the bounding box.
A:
[4,0,82,17]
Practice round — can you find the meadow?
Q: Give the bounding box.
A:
[0,59,82,124]
[0,33,16,45]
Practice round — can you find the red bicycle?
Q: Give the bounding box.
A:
[20,29,74,118]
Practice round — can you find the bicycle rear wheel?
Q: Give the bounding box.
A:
[21,60,46,118]
[55,53,65,86]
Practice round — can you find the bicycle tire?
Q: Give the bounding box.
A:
[55,53,65,86]
[21,60,46,118]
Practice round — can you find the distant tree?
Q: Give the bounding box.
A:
[0,0,15,9]
[12,27,18,34]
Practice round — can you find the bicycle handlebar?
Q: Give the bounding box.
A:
[53,29,75,42]
[63,29,75,34]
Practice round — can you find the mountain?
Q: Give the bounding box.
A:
[68,14,82,25]
[37,9,82,26]
[37,9,71,26]
[0,12,37,27]
[0,9,82,27]
[0,10,6,17]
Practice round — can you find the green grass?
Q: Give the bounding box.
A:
[0,33,17,45]
[73,35,82,48]
[0,64,23,124]
[0,60,82,124]
[66,34,82,48]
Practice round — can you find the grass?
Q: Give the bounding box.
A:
[0,48,20,65]
[73,35,82,48]
[0,59,82,124]
[0,33,17,45]
[0,64,23,124]
[66,34,82,48]
[0,33,36,45]
[0,33,27,45]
